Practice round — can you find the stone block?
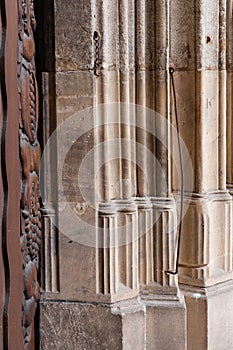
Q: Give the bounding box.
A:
[181,280,233,350]
[55,71,95,124]
[145,294,186,350]
[40,300,146,350]
[54,0,93,71]
[170,0,195,71]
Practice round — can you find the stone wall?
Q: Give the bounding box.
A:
[37,0,233,349]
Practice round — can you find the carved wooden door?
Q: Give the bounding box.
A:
[0,0,41,349]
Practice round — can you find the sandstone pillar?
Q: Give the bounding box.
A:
[37,0,187,348]
[36,0,233,349]
[170,1,233,349]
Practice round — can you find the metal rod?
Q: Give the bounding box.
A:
[166,66,184,275]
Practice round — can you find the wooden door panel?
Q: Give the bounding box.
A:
[0,1,41,349]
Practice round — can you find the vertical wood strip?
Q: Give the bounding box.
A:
[2,0,24,348]
[0,0,9,347]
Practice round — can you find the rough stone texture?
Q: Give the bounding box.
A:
[54,0,93,71]
[40,301,123,350]
[40,300,146,350]
[170,0,195,71]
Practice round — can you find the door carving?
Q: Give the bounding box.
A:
[18,0,41,348]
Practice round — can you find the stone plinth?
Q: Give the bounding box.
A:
[40,299,146,350]
[181,280,233,350]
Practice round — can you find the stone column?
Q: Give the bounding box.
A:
[38,0,145,348]
[140,1,186,348]
[37,0,188,348]
[227,0,233,195]
[37,0,233,349]
[171,1,233,349]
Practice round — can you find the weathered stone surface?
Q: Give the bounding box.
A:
[54,0,93,71]
[39,0,233,349]
[40,300,146,350]
[40,301,122,350]
[55,71,95,123]
[170,0,195,71]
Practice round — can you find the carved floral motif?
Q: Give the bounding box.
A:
[18,0,41,348]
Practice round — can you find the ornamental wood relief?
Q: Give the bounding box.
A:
[18,0,41,348]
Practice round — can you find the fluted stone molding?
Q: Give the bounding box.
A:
[40,73,59,294]
[38,0,186,348]
[97,201,139,302]
[40,206,59,293]
[92,0,181,310]
[38,0,233,349]
[134,197,179,294]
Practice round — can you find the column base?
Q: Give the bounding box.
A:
[179,191,233,287]
[180,280,233,350]
[40,298,146,350]
[142,293,187,350]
